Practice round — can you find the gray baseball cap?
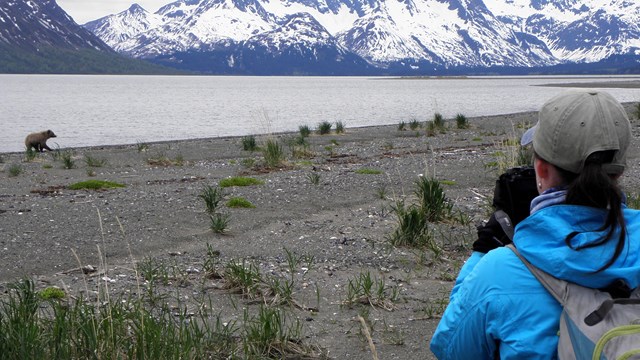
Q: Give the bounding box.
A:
[521,90,631,175]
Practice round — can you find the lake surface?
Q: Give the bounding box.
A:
[1,75,639,153]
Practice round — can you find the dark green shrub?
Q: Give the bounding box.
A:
[317,121,332,135]
[242,135,257,151]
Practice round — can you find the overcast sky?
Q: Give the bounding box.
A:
[57,0,170,24]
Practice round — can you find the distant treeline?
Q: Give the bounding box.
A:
[0,44,184,75]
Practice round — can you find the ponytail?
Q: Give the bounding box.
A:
[559,151,626,272]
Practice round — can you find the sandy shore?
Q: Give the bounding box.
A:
[1,104,639,359]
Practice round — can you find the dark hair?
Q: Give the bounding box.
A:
[549,151,626,272]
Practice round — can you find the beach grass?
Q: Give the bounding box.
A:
[317,121,332,135]
[209,213,231,233]
[455,113,469,129]
[343,271,399,311]
[84,154,107,167]
[199,185,224,214]
[8,163,23,177]
[242,135,258,151]
[299,125,311,138]
[262,139,285,168]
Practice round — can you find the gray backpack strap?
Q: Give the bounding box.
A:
[506,244,567,305]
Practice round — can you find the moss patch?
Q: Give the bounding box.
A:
[226,197,255,208]
[68,180,125,190]
[219,177,264,188]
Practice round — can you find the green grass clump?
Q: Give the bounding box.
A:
[355,168,383,175]
[219,177,264,188]
[210,213,230,233]
[61,150,75,169]
[68,180,125,190]
[335,121,345,134]
[242,135,258,151]
[409,118,421,130]
[455,113,469,129]
[388,201,432,248]
[25,147,37,162]
[299,125,311,138]
[199,185,224,214]
[307,172,321,185]
[343,271,399,311]
[8,163,23,177]
[84,154,107,167]
[317,121,332,135]
[433,112,446,130]
[415,176,453,222]
[262,139,285,168]
[227,197,255,208]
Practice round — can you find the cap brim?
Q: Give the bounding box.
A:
[520,124,537,146]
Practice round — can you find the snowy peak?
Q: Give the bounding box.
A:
[0,0,112,52]
[84,4,163,51]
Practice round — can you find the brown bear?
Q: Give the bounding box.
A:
[25,130,57,152]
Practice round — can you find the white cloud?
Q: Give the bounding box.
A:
[57,0,169,24]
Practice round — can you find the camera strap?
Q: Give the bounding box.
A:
[493,210,514,241]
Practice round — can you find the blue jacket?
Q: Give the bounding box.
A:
[430,204,640,359]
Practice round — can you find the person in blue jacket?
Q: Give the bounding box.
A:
[430,89,640,359]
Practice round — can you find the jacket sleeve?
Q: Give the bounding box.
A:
[450,251,485,300]
[430,255,499,359]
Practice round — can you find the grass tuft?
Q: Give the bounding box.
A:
[299,125,311,138]
[68,180,125,190]
[307,172,321,185]
[455,113,469,129]
[262,139,285,168]
[210,213,231,233]
[199,185,224,214]
[25,147,37,162]
[242,135,258,151]
[343,271,399,311]
[317,121,332,135]
[8,163,23,177]
[84,154,107,167]
[335,121,345,134]
[415,176,453,222]
[61,150,75,169]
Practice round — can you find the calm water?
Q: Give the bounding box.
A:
[1,75,639,153]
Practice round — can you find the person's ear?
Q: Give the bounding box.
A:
[534,156,550,180]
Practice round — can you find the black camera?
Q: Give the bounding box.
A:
[492,166,538,226]
[473,166,538,253]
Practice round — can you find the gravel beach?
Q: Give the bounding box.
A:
[1,103,639,359]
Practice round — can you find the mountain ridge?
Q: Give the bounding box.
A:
[83,0,640,74]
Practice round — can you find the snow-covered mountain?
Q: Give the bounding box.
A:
[0,0,177,74]
[83,0,640,74]
[0,0,112,52]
